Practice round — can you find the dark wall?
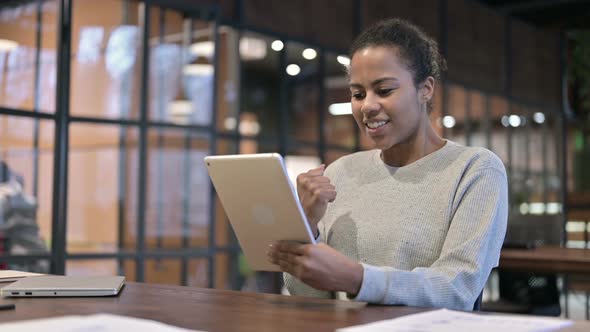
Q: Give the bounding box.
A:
[362,0,440,43]
[447,0,506,95]
[189,0,562,109]
[511,20,560,107]
[242,0,356,51]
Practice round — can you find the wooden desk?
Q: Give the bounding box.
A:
[500,246,590,274]
[0,282,588,331]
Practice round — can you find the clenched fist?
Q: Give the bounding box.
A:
[296,164,337,236]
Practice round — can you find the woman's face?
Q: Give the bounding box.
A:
[349,46,430,151]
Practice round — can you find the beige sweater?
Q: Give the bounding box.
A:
[284,140,508,311]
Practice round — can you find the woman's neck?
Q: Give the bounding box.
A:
[380,121,445,167]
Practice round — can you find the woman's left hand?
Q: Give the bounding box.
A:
[267,242,364,296]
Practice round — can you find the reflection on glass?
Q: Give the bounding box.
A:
[287,41,319,143]
[144,259,181,285]
[145,130,210,250]
[105,25,139,79]
[66,259,117,276]
[148,9,215,126]
[490,95,509,163]
[214,253,229,289]
[6,47,33,108]
[150,43,184,120]
[544,112,560,204]
[529,108,545,175]
[0,1,57,112]
[70,0,140,119]
[77,26,104,64]
[0,115,53,272]
[67,124,138,254]
[510,105,528,173]
[240,31,281,139]
[446,84,466,146]
[187,259,209,288]
[325,52,354,149]
[469,90,487,148]
[213,139,239,275]
[239,37,267,61]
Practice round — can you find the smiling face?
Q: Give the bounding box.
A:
[349,46,432,152]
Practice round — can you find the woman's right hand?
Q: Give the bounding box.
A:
[296,164,337,236]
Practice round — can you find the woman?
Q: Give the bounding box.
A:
[267,18,508,311]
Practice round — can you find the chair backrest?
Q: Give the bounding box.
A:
[504,214,563,247]
[500,214,563,316]
[473,291,483,311]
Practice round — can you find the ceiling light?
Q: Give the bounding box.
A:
[529,203,545,214]
[442,115,456,128]
[328,102,352,115]
[501,116,509,127]
[286,64,300,76]
[508,115,521,127]
[519,203,529,215]
[239,121,260,135]
[302,48,317,60]
[337,55,350,66]
[239,37,267,61]
[189,41,215,58]
[168,100,192,116]
[224,117,237,130]
[0,39,18,51]
[183,64,214,76]
[533,112,545,124]
[271,40,284,51]
[546,202,561,214]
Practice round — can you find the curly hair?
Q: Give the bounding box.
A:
[349,18,447,94]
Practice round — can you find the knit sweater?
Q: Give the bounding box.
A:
[284,140,508,311]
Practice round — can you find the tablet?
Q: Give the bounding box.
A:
[205,153,316,271]
[1,275,125,297]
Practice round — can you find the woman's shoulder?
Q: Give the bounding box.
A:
[446,141,506,175]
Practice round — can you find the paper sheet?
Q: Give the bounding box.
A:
[0,313,204,332]
[337,309,573,332]
[0,270,44,283]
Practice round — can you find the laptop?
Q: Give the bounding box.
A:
[1,275,125,297]
[205,153,316,271]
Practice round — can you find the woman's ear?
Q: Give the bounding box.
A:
[419,76,435,104]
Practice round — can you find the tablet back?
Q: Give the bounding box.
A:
[205,153,316,271]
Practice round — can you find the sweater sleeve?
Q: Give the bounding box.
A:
[351,166,508,310]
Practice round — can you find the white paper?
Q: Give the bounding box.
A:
[337,309,573,332]
[0,313,204,332]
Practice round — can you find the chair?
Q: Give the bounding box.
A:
[482,214,563,316]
